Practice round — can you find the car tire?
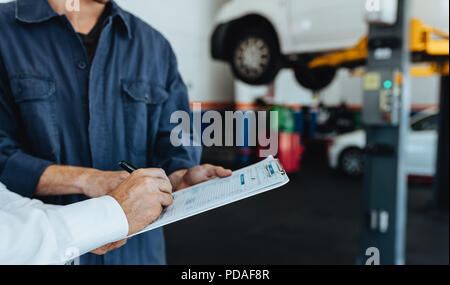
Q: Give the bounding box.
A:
[339,148,364,176]
[230,27,281,85]
[294,66,337,91]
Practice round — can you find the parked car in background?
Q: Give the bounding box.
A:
[328,110,439,176]
[211,0,449,90]
[316,103,358,137]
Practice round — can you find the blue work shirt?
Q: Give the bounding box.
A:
[0,0,200,264]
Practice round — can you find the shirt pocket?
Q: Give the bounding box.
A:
[121,80,169,161]
[10,76,59,161]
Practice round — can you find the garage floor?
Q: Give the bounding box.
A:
[165,144,449,265]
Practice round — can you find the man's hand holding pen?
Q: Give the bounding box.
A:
[91,167,174,255]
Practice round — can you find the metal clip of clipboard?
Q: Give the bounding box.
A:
[266,159,287,176]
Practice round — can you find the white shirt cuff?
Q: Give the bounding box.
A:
[54,195,129,259]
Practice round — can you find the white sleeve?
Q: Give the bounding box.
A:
[0,183,129,265]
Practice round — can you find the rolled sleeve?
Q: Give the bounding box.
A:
[0,151,53,198]
[0,55,53,198]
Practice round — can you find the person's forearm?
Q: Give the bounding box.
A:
[36,165,129,198]
[36,165,96,196]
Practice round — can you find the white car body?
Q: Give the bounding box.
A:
[328,110,439,176]
[215,0,449,56]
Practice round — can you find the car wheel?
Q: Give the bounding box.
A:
[339,148,364,176]
[294,66,337,91]
[230,28,280,85]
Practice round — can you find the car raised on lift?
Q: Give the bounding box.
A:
[211,0,449,90]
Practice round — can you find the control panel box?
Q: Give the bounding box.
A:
[362,69,402,126]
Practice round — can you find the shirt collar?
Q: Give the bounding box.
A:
[109,1,133,39]
[15,0,132,39]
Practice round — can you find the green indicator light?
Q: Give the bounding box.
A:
[384,80,393,89]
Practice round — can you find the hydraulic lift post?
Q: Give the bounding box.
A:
[307,0,448,265]
[360,0,411,265]
[434,74,449,213]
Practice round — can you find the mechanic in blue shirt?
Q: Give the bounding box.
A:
[0,0,232,264]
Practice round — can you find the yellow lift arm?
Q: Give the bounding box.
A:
[309,18,449,76]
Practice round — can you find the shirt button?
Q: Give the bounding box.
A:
[77,61,88,70]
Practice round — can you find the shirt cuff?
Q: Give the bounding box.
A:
[0,151,54,198]
[55,195,129,258]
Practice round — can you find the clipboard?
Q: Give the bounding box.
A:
[131,156,290,237]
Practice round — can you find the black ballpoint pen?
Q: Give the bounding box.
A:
[119,161,138,174]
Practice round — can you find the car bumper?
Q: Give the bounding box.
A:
[328,143,341,169]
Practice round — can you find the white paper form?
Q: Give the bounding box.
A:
[132,156,290,236]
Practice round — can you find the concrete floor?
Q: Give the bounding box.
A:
[164,145,449,265]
